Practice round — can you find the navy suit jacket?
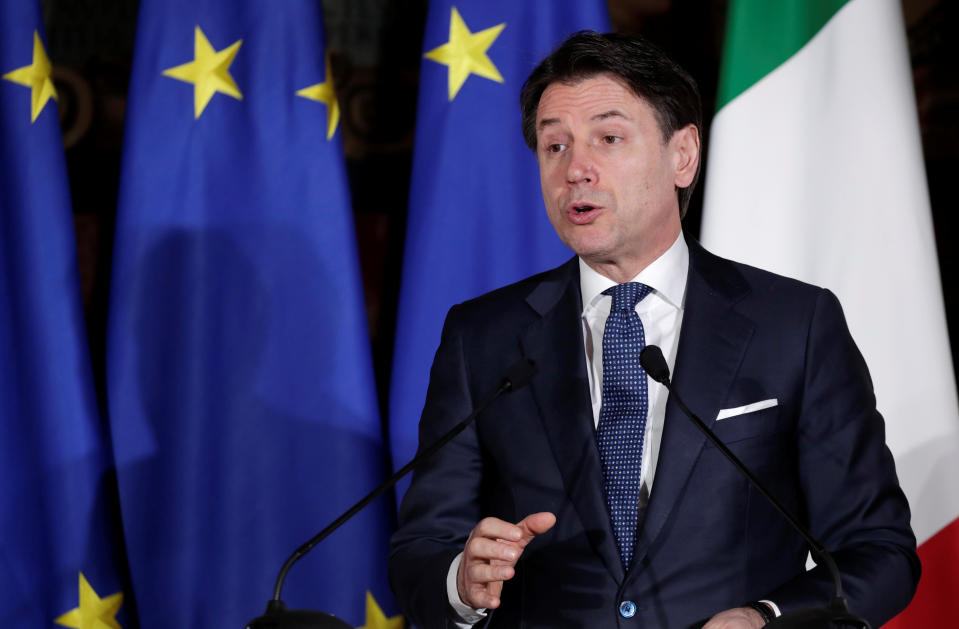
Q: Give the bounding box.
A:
[389,238,919,628]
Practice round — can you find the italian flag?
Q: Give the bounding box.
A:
[701,0,959,625]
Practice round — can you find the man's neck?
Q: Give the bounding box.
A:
[582,228,683,284]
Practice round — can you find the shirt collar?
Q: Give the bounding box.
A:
[579,231,689,313]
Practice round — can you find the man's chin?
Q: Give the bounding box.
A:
[564,235,615,261]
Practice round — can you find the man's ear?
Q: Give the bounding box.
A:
[671,124,700,188]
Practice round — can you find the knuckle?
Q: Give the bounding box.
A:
[470,563,492,582]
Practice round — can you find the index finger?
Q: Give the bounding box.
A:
[472,517,523,542]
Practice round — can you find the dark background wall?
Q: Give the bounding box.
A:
[42,0,957,409]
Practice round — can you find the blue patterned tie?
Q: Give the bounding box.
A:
[596,282,653,569]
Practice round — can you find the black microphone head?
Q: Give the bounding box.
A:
[502,358,537,392]
[246,601,353,629]
[640,345,670,385]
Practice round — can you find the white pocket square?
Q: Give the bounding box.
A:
[716,398,778,421]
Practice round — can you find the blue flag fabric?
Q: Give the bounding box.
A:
[1,3,129,626]
[107,2,396,627]
[389,1,609,493]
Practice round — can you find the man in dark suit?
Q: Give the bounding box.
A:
[389,32,919,628]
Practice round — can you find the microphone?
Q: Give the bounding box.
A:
[639,346,870,629]
[245,358,538,629]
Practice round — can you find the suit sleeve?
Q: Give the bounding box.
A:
[765,288,920,625]
[388,305,490,629]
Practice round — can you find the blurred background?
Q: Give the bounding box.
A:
[46,0,957,407]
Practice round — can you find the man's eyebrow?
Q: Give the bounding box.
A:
[592,109,630,122]
[538,117,561,131]
[538,109,631,131]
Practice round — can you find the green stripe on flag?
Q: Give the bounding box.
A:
[716,0,850,110]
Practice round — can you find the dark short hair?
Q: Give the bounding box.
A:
[520,31,703,218]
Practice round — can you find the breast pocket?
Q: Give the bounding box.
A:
[701,402,795,476]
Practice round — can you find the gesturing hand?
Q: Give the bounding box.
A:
[456,512,556,610]
[702,606,767,629]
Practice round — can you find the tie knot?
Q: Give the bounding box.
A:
[603,282,653,312]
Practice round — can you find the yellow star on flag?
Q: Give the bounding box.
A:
[2,30,58,123]
[162,25,243,119]
[296,54,340,140]
[355,591,403,629]
[424,7,506,101]
[54,572,123,629]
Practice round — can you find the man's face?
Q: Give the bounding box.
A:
[535,73,697,278]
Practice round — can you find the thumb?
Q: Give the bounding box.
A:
[516,512,556,544]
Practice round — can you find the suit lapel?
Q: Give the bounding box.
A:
[519,259,627,584]
[632,239,755,569]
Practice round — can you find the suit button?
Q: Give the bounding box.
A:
[619,600,637,618]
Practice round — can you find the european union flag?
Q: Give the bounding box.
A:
[389,1,609,493]
[1,3,129,627]
[107,2,397,627]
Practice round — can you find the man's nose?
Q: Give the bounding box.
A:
[566,146,596,185]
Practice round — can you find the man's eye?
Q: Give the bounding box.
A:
[602,135,621,144]
[546,143,566,153]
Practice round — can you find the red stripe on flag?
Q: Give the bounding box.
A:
[883,517,959,628]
